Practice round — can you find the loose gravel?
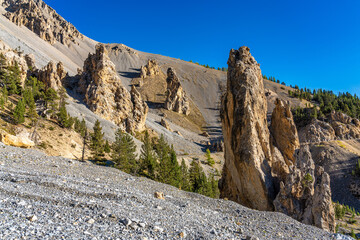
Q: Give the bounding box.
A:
[0,143,352,239]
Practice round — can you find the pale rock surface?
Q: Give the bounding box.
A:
[164,68,190,116]
[0,129,35,148]
[219,46,274,211]
[140,59,160,78]
[270,98,300,165]
[36,61,67,91]
[2,0,83,47]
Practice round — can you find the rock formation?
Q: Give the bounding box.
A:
[140,59,160,78]
[36,61,67,91]
[0,129,35,148]
[77,44,148,133]
[220,46,335,232]
[160,118,171,131]
[270,98,300,165]
[0,40,31,86]
[298,110,360,143]
[2,0,83,47]
[274,146,335,232]
[220,46,275,211]
[164,68,190,116]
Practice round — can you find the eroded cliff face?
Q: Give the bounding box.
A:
[270,98,300,165]
[2,0,83,47]
[274,146,335,232]
[140,59,160,79]
[164,68,190,116]
[36,61,67,91]
[220,46,335,232]
[220,46,274,211]
[77,44,148,133]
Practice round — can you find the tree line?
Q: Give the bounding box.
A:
[89,122,220,198]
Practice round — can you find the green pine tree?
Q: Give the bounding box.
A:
[139,131,157,179]
[90,120,105,161]
[104,140,111,153]
[13,98,25,124]
[180,159,190,191]
[205,148,215,166]
[111,129,138,174]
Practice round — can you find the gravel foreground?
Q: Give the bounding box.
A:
[0,143,352,240]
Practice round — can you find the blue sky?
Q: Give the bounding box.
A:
[46,0,360,94]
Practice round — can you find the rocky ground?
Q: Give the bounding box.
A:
[0,143,351,240]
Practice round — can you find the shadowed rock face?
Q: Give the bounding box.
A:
[220,46,274,211]
[77,44,148,133]
[220,46,335,232]
[164,67,190,116]
[2,0,83,47]
[270,98,300,165]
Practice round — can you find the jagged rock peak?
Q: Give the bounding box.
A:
[77,43,148,133]
[36,61,67,91]
[270,98,300,165]
[220,46,274,211]
[164,67,190,116]
[140,59,160,78]
[274,146,335,232]
[2,0,83,47]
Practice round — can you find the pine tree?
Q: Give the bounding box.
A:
[58,102,72,128]
[180,159,190,191]
[155,134,171,183]
[90,120,105,161]
[139,131,157,179]
[13,98,25,124]
[111,129,138,174]
[205,148,215,166]
[104,140,111,153]
[44,88,58,117]
[168,147,181,187]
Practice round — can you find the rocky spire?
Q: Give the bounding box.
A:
[164,67,190,116]
[220,46,335,232]
[77,44,148,133]
[220,46,274,211]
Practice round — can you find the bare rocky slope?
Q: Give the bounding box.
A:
[0,143,347,239]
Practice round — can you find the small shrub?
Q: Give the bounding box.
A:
[71,144,76,148]
[49,126,55,131]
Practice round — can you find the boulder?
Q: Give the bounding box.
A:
[160,118,171,131]
[164,68,190,116]
[0,131,35,148]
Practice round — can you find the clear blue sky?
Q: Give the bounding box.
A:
[45,0,360,94]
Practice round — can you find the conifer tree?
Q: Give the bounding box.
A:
[90,120,105,161]
[205,148,215,166]
[111,129,137,174]
[155,134,171,183]
[139,131,157,179]
[168,147,181,187]
[180,159,190,191]
[104,140,111,153]
[13,98,25,124]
